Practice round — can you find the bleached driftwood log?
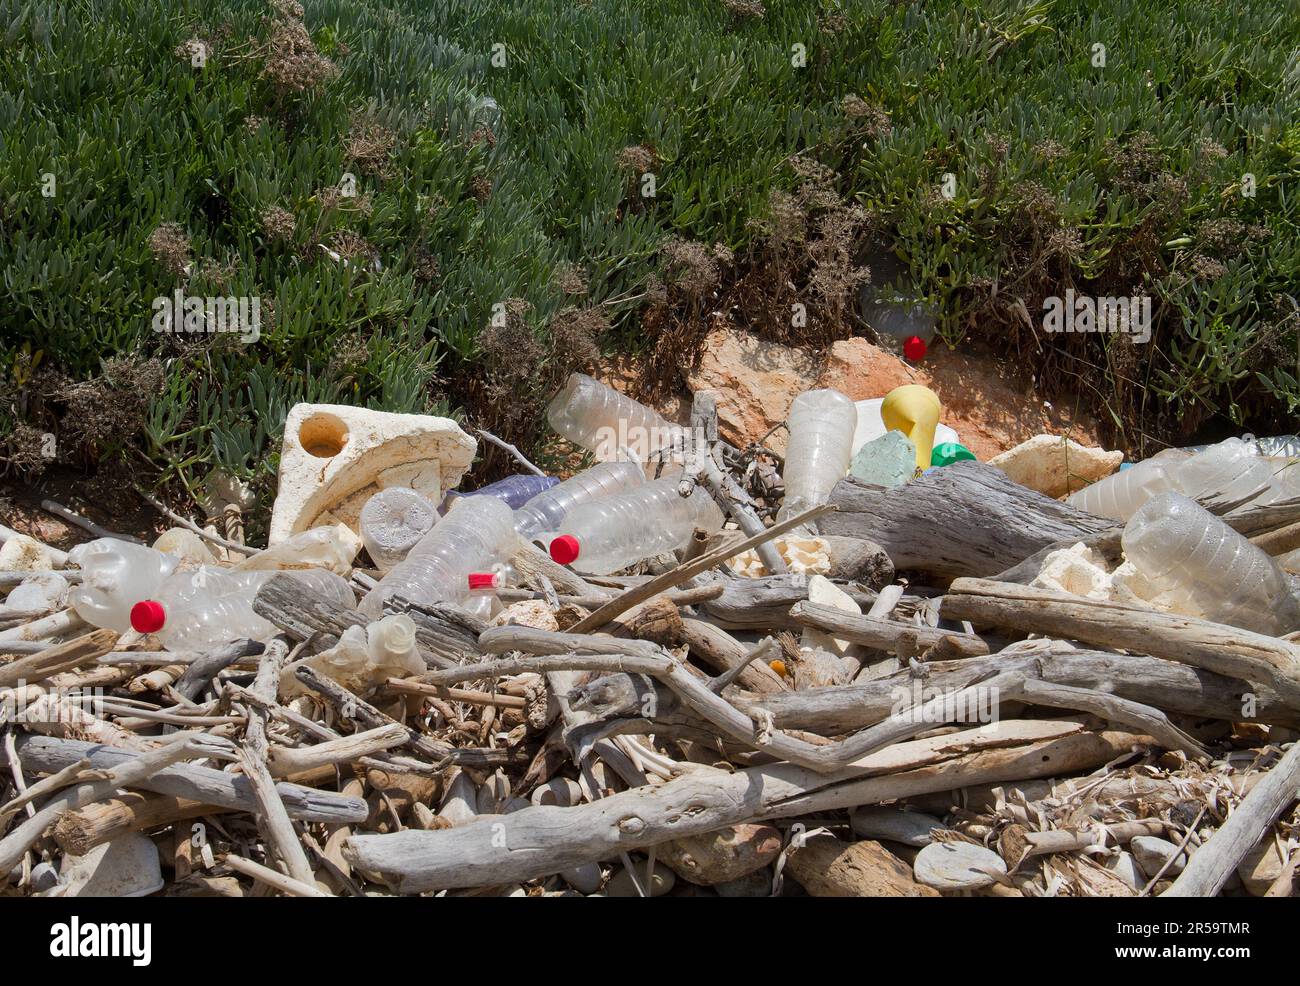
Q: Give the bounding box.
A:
[344,720,1147,892]
[941,578,1300,706]
[53,793,224,856]
[0,628,118,688]
[820,462,1113,578]
[1164,741,1300,897]
[14,734,369,822]
[742,644,1300,732]
[789,600,989,657]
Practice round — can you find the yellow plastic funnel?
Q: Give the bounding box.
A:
[881,384,942,471]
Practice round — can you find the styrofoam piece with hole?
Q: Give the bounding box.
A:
[268,404,476,545]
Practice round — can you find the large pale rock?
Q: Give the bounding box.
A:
[268,404,475,545]
[1237,838,1287,896]
[657,823,782,886]
[687,329,817,455]
[989,434,1122,499]
[0,534,57,571]
[800,574,860,658]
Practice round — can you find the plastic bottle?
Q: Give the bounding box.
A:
[233,524,361,576]
[442,474,560,513]
[464,570,508,621]
[544,476,724,575]
[1066,457,1180,521]
[1170,437,1275,505]
[130,568,356,651]
[359,495,519,617]
[359,487,438,572]
[1121,492,1300,636]
[546,372,688,462]
[513,459,646,540]
[68,539,180,633]
[777,388,857,522]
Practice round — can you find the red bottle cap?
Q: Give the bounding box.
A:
[549,535,581,565]
[467,572,501,590]
[130,600,167,634]
[903,335,927,361]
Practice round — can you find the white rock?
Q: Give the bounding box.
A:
[800,574,860,658]
[490,599,560,631]
[989,434,1123,499]
[268,403,475,545]
[913,840,1007,891]
[1131,836,1188,878]
[152,527,220,564]
[1106,850,1145,891]
[0,534,56,572]
[850,806,944,847]
[58,833,163,897]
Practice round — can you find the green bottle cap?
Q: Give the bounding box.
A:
[932,442,975,467]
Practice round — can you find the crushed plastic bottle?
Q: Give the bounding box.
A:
[359,487,438,572]
[544,475,724,575]
[1121,491,1300,636]
[233,523,361,576]
[546,372,688,463]
[442,473,560,513]
[849,431,916,487]
[1066,456,1180,521]
[131,568,356,651]
[281,613,423,698]
[777,388,857,523]
[513,459,646,540]
[359,495,519,617]
[68,539,180,633]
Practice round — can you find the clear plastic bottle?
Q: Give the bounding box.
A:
[513,459,646,540]
[777,388,857,522]
[68,539,179,633]
[1170,437,1275,505]
[131,568,355,651]
[544,476,724,575]
[1121,491,1300,635]
[359,487,438,572]
[359,495,519,617]
[1066,457,1180,521]
[442,474,560,513]
[546,372,688,462]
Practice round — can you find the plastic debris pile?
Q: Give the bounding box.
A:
[1,375,1298,899]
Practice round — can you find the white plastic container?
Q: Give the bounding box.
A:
[359,495,518,616]
[1066,457,1180,521]
[359,487,438,572]
[68,539,179,633]
[546,372,688,462]
[513,459,646,539]
[1121,491,1300,636]
[777,388,857,522]
[544,475,724,575]
[131,568,355,651]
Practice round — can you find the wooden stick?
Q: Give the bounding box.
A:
[134,486,262,555]
[344,720,1142,891]
[1164,742,1300,897]
[1019,679,1208,758]
[38,498,145,544]
[238,638,315,884]
[221,852,332,897]
[566,502,836,633]
[14,734,369,822]
[789,600,989,658]
[0,732,201,874]
[383,678,527,710]
[0,628,118,687]
[999,818,1168,870]
[475,428,545,477]
[53,793,226,856]
[267,723,410,776]
[0,757,91,829]
[942,578,1300,707]
[0,608,87,644]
